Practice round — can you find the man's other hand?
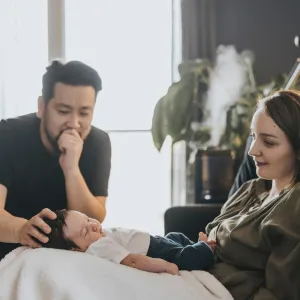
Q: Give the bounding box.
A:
[58,129,83,174]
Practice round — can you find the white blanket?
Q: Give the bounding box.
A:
[0,247,233,300]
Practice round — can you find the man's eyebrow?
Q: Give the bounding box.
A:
[55,104,92,110]
[80,106,92,110]
[55,103,72,109]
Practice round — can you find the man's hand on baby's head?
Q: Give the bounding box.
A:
[17,208,56,248]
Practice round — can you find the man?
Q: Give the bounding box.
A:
[0,60,111,259]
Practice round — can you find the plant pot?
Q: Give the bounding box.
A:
[194,149,234,203]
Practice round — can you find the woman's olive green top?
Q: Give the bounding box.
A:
[207,179,300,300]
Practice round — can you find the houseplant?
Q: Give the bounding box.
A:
[151,59,212,153]
[151,47,289,163]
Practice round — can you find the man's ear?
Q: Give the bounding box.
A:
[36,96,45,119]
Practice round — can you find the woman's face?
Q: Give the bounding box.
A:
[248,107,296,185]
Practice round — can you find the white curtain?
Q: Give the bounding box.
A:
[0,1,48,119]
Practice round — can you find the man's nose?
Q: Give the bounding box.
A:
[67,114,81,129]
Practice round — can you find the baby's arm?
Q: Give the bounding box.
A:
[121,253,179,275]
[87,237,179,275]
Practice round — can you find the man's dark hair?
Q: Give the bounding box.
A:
[41,209,78,250]
[42,60,102,103]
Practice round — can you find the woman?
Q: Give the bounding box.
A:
[206,90,300,300]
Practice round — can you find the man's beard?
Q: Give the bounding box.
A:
[44,125,62,157]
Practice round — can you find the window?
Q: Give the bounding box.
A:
[105,132,171,234]
[65,0,174,234]
[0,1,177,235]
[0,1,48,118]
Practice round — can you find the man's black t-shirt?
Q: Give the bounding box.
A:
[0,113,111,258]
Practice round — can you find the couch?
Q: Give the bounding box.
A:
[164,203,223,241]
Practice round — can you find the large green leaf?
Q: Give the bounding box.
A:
[151,96,168,151]
[164,73,195,140]
[151,59,212,151]
[151,73,195,150]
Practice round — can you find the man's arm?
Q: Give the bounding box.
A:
[58,129,111,222]
[0,185,55,247]
[0,185,27,243]
[0,121,27,243]
[0,120,56,247]
[64,169,106,221]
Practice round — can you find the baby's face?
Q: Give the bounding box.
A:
[63,211,103,251]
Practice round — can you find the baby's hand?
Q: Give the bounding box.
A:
[165,262,180,276]
[198,232,208,242]
[199,232,217,251]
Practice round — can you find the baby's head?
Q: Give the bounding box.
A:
[43,209,103,252]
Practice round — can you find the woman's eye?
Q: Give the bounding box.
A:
[58,111,68,115]
[264,140,275,147]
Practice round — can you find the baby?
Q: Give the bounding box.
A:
[41,210,216,275]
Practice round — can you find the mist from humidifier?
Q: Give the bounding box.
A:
[206,45,249,147]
